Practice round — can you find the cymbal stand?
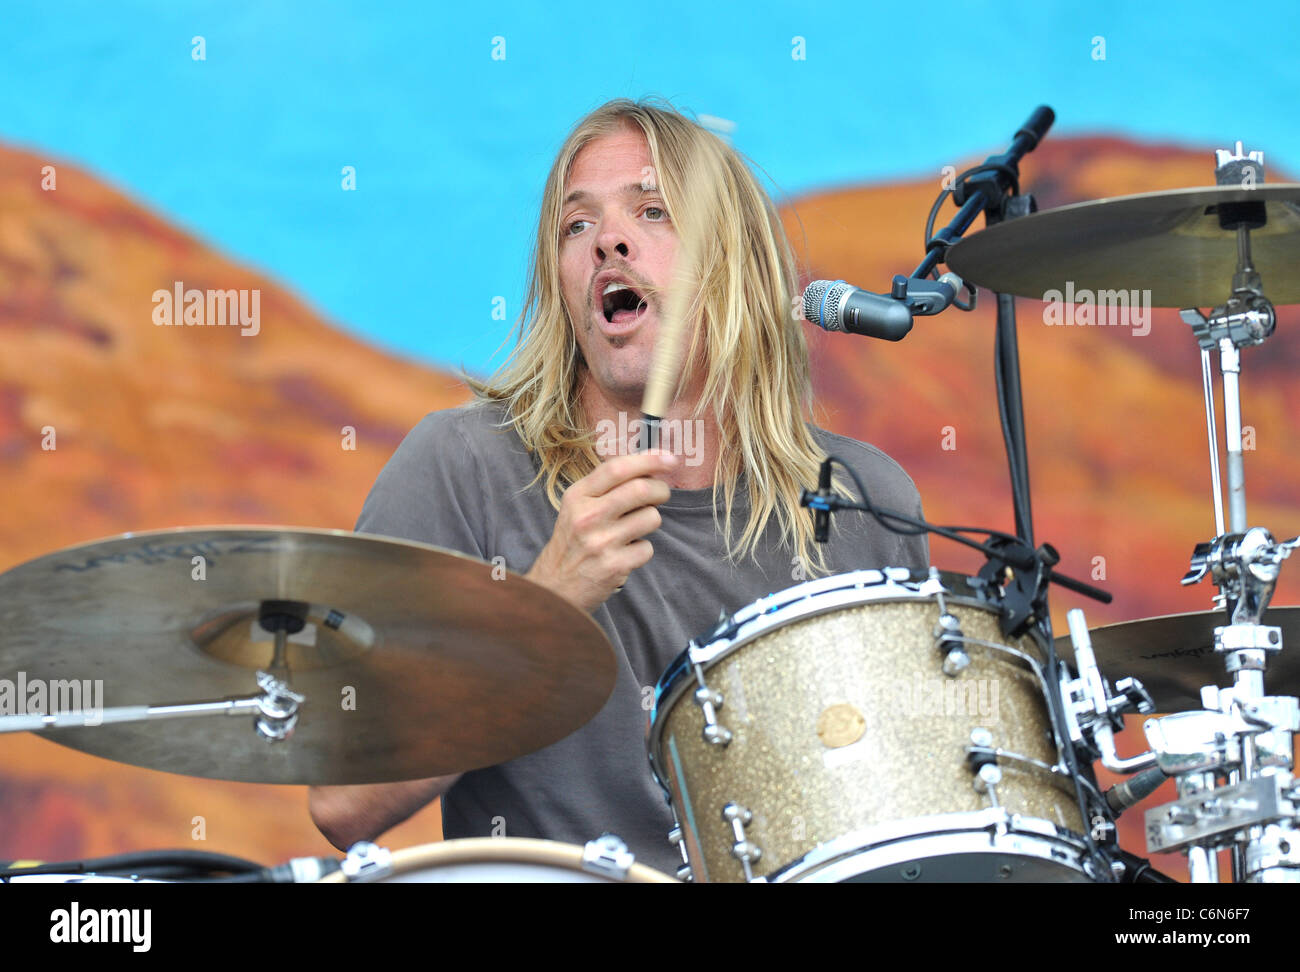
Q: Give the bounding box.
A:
[0,607,306,742]
[0,668,304,741]
[1141,143,1300,882]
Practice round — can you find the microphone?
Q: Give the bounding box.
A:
[1014,105,1056,153]
[1105,765,1169,815]
[802,273,962,342]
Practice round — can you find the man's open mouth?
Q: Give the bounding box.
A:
[601,282,649,324]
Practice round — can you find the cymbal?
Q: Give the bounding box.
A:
[947,184,1300,307]
[1053,606,1300,712]
[0,527,616,784]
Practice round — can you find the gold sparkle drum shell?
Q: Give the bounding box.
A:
[648,568,1098,883]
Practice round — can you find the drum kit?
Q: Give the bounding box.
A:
[2,119,1300,885]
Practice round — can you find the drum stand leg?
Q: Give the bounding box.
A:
[1188,846,1219,884]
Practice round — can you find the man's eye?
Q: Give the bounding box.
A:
[565,219,590,237]
[644,207,668,221]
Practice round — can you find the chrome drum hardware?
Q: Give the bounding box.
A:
[649,568,1099,883]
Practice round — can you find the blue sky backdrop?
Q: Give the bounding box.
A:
[3,0,1297,374]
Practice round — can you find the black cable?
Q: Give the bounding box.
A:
[923,187,953,253]
[0,848,263,879]
[994,289,1102,877]
[1114,849,1178,884]
[1036,611,1117,882]
[182,870,276,883]
[993,315,1020,519]
[2,856,342,884]
[994,296,1033,544]
[823,459,975,546]
[830,456,929,536]
[976,191,1102,874]
[920,174,978,313]
[952,279,977,312]
[817,456,1104,590]
[163,858,343,883]
[920,181,977,315]
[995,293,1108,876]
[944,524,1029,543]
[822,455,1027,554]
[996,293,1034,544]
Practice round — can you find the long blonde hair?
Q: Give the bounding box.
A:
[468,96,836,575]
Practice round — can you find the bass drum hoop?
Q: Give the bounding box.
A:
[766,810,1094,883]
[317,838,679,883]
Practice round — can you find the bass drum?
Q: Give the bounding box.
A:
[318,837,679,884]
[649,567,1103,883]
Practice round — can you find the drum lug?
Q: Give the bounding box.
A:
[692,663,733,747]
[581,834,635,881]
[722,802,762,881]
[968,728,1004,810]
[340,841,393,883]
[668,826,694,883]
[931,578,971,675]
[973,763,1003,808]
[934,612,970,675]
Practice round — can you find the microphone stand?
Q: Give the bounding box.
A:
[915,106,1054,548]
[806,106,1128,880]
[921,106,1124,880]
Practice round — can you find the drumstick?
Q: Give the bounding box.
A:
[638,252,693,452]
[637,141,718,453]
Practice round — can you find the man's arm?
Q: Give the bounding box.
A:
[309,775,462,852]
[308,411,676,848]
[309,410,488,849]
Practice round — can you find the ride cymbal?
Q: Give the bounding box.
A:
[0,527,615,784]
[947,185,1300,307]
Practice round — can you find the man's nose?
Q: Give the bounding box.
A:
[594,218,631,262]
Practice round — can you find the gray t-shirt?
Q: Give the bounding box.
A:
[355,399,928,875]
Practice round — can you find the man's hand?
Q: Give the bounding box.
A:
[525,450,677,612]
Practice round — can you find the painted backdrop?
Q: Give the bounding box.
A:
[2,0,1298,880]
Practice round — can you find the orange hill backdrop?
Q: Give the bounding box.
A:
[2,135,1297,878]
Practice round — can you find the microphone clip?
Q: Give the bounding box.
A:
[800,458,837,545]
[890,272,964,317]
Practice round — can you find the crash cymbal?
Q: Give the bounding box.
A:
[947,184,1300,307]
[0,527,615,784]
[1053,606,1300,712]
